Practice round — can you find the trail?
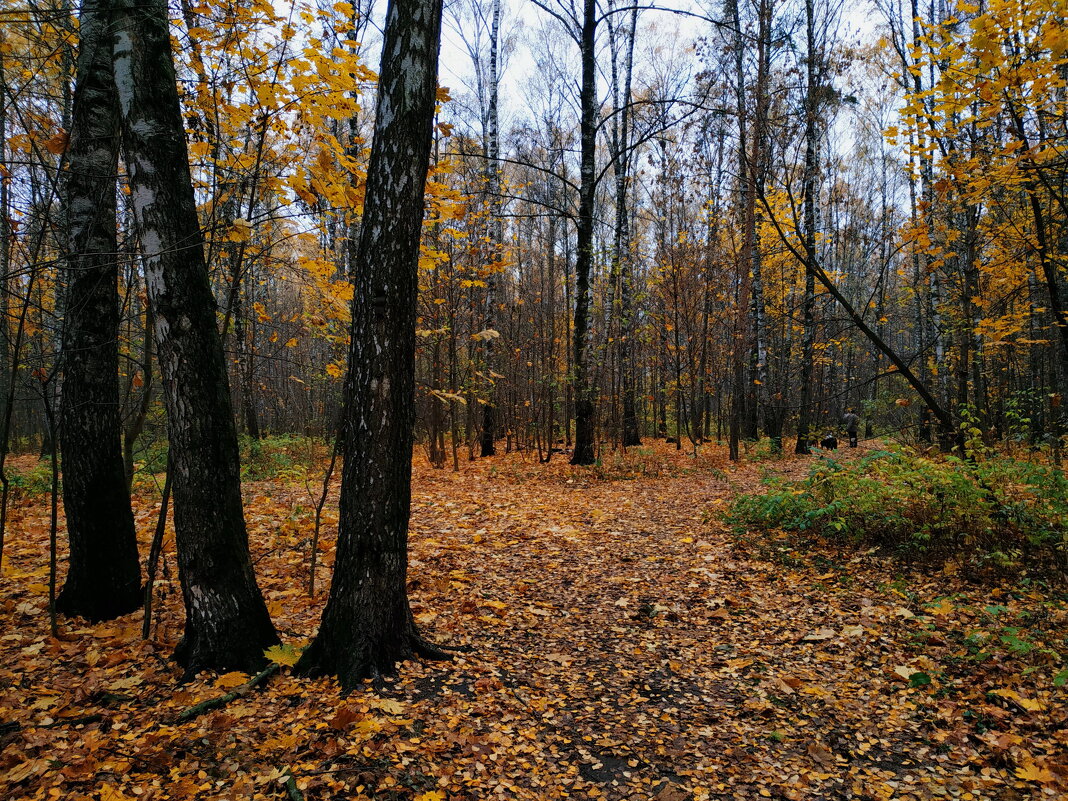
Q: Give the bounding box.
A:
[0,445,1063,799]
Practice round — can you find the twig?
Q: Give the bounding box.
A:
[174,663,279,723]
[142,458,173,640]
[308,430,341,596]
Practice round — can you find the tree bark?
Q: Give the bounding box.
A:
[296,0,445,689]
[111,0,277,674]
[480,0,502,457]
[570,0,598,465]
[57,0,142,621]
[794,0,819,455]
[612,5,640,448]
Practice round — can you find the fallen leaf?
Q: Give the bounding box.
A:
[1015,762,1055,783]
[807,741,835,767]
[802,627,836,642]
[215,671,249,689]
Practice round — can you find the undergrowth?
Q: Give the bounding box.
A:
[240,434,330,482]
[131,434,332,485]
[3,459,54,498]
[727,446,1068,574]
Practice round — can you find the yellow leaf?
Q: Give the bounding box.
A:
[228,218,253,243]
[1015,762,1054,783]
[991,688,1045,711]
[264,645,301,667]
[370,698,405,715]
[415,792,446,801]
[99,784,134,801]
[43,130,68,155]
[215,671,249,689]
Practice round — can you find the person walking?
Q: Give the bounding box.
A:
[843,409,860,448]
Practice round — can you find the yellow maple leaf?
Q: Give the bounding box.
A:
[100,784,134,801]
[1015,762,1054,783]
[227,218,253,243]
[264,644,301,667]
[215,671,249,689]
[371,698,405,715]
[414,792,446,801]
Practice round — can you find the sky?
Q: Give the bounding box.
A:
[431,0,882,137]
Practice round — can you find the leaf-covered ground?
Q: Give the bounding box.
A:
[1,444,1065,800]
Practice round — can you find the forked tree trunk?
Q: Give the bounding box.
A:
[57,0,142,620]
[111,0,277,674]
[296,0,445,689]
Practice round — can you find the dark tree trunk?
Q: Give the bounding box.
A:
[795,0,819,456]
[613,5,640,448]
[571,0,598,466]
[112,0,277,674]
[296,0,445,690]
[479,0,502,458]
[57,0,142,621]
[123,296,155,490]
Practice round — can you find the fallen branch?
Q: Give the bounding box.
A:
[175,663,279,723]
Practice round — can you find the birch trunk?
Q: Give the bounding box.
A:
[571,0,598,465]
[57,0,142,620]
[111,0,277,673]
[296,0,445,689]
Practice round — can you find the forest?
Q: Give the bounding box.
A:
[0,0,1066,798]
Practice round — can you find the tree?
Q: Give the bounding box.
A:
[296,0,446,688]
[570,0,598,465]
[793,0,822,455]
[56,0,142,620]
[451,0,506,457]
[111,0,278,674]
[608,2,641,447]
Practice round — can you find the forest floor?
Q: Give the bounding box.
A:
[0,441,1065,801]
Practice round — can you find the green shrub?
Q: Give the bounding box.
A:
[240,434,328,482]
[139,438,169,474]
[727,447,1067,565]
[5,460,54,497]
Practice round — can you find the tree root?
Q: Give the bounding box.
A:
[174,663,279,723]
[412,634,460,660]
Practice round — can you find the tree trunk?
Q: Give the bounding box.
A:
[296,0,445,689]
[112,0,277,674]
[57,0,142,621]
[794,0,819,456]
[480,0,502,457]
[612,5,640,448]
[570,0,598,465]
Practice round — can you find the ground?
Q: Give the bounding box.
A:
[0,442,1065,800]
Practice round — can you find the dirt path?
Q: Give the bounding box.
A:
[0,446,1063,799]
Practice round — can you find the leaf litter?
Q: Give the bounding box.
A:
[0,445,1065,799]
